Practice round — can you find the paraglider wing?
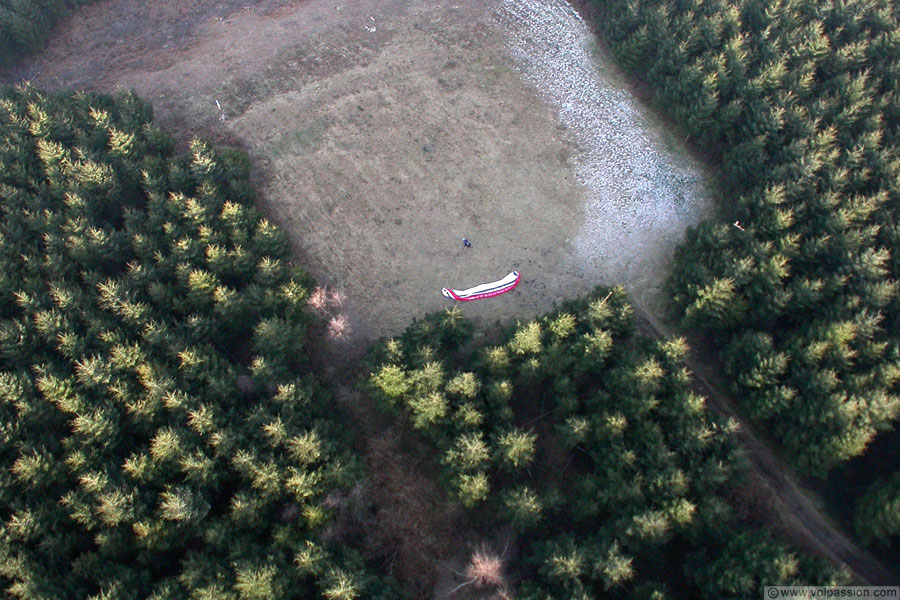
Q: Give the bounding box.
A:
[442,271,520,301]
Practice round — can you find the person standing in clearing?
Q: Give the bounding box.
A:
[463,237,472,248]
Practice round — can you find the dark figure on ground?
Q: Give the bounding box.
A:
[463,238,472,248]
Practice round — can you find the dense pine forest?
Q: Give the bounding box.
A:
[0,1,95,64]
[0,87,399,599]
[0,86,851,598]
[591,0,900,549]
[3,0,900,594]
[367,290,846,597]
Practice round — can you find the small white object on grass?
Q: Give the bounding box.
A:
[215,99,221,111]
[733,221,745,231]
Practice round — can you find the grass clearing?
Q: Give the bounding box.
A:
[9,0,713,355]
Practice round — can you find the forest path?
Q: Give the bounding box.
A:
[627,281,896,586]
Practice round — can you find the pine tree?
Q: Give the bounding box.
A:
[854,472,900,544]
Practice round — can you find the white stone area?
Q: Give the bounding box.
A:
[498,0,714,310]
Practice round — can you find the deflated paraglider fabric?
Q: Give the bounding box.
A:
[442,271,520,301]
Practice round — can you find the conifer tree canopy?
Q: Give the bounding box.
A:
[0,86,389,599]
[366,290,846,597]
[595,0,900,478]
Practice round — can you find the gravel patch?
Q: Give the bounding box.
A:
[498,0,716,313]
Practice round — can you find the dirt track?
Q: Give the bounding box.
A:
[632,307,897,586]
[4,0,895,587]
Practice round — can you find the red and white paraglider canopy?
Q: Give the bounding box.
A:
[442,271,520,301]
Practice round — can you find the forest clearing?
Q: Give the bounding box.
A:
[12,0,711,347]
[1,0,898,596]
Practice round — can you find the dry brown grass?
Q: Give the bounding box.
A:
[361,432,463,599]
